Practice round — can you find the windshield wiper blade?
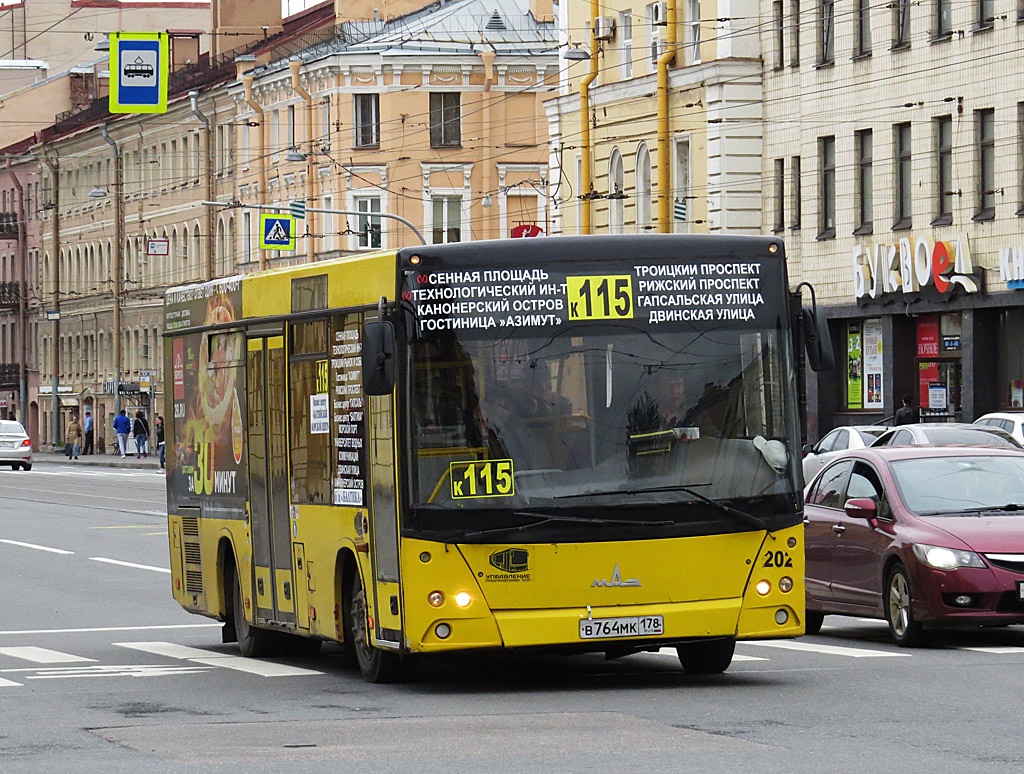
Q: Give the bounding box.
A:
[554,484,768,532]
[960,503,1024,513]
[458,510,673,541]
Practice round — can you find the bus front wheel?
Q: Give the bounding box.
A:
[231,565,278,658]
[349,571,409,683]
[676,639,735,674]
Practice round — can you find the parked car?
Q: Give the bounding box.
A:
[974,412,1024,445]
[803,446,1024,645]
[0,420,32,470]
[871,422,1021,449]
[802,425,888,482]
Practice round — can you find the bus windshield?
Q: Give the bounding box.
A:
[404,259,802,538]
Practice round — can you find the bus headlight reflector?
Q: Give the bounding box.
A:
[435,623,451,639]
[779,576,794,593]
[775,609,789,625]
[454,592,471,608]
[755,580,771,596]
[428,591,445,607]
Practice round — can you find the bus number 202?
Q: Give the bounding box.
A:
[449,459,515,499]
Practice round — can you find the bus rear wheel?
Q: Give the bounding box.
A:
[231,565,278,658]
[676,639,735,674]
[349,571,409,683]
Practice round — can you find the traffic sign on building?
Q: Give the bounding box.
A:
[109,32,169,114]
[290,200,306,220]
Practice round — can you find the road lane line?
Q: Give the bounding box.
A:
[0,538,73,554]
[0,676,22,687]
[743,641,910,658]
[90,557,170,573]
[0,646,95,664]
[22,664,211,680]
[956,646,1024,654]
[115,642,323,677]
[653,647,766,662]
[0,623,221,635]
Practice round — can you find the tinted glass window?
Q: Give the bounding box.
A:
[809,460,853,509]
[856,428,886,442]
[924,428,1019,447]
[833,429,851,451]
[998,420,1016,433]
[847,462,891,519]
[816,430,839,453]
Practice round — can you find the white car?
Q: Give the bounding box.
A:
[801,425,888,483]
[0,420,32,471]
[974,412,1024,445]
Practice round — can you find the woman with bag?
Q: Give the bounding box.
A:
[132,411,150,458]
[65,414,83,461]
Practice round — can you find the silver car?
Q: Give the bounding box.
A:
[0,420,32,471]
[801,425,888,483]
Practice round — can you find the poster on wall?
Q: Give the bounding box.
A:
[863,320,883,409]
[847,323,863,409]
[1012,380,1024,409]
[919,361,939,409]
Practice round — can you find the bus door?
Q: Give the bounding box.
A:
[246,334,296,627]
[368,391,402,645]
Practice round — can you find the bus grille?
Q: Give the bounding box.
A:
[185,570,204,594]
[181,516,200,536]
[184,543,202,565]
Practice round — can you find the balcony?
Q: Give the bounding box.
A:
[0,362,19,388]
[0,212,18,239]
[0,281,20,309]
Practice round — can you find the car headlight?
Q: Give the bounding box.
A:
[912,543,986,570]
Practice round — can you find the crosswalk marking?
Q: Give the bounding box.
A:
[956,646,1024,654]
[0,646,95,664]
[743,640,910,658]
[24,664,210,680]
[114,642,323,677]
[0,676,22,687]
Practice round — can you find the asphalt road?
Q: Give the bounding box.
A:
[2,462,1024,773]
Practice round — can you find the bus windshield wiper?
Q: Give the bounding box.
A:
[554,484,768,532]
[458,510,673,541]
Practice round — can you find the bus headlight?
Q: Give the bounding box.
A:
[755,580,771,596]
[454,592,472,608]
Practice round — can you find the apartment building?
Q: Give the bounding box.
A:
[763,0,1024,436]
[545,0,763,236]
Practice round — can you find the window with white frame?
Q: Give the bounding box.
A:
[271,109,280,157]
[575,153,582,235]
[674,136,691,233]
[354,94,380,148]
[646,3,662,70]
[429,93,461,147]
[608,148,624,234]
[321,98,331,149]
[322,194,334,252]
[687,0,701,64]
[432,196,462,243]
[619,10,633,78]
[635,143,652,231]
[355,195,382,249]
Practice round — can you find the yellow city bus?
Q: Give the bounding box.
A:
[164,234,830,682]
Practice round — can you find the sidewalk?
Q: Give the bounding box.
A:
[34,450,162,470]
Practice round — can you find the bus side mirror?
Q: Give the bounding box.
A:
[801,306,835,373]
[362,320,396,395]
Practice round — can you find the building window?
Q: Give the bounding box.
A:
[432,196,462,243]
[774,158,785,232]
[608,148,624,234]
[975,108,995,221]
[687,0,701,63]
[855,0,872,56]
[635,144,652,232]
[791,155,802,229]
[1018,103,1024,216]
[935,0,952,37]
[818,0,834,64]
[773,2,785,69]
[355,196,382,249]
[429,92,461,147]
[674,136,691,233]
[575,153,582,235]
[818,136,836,239]
[354,94,379,148]
[619,10,633,79]
[977,0,995,28]
[288,104,296,149]
[790,0,800,66]
[646,3,662,69]
[321,99,331,149]
[893,0,911,48]
[894,122,912,229]
[935,116,953,225]
[856,130,873,233]
[270,110,280,157]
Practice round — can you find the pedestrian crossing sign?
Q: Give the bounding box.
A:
[259,213,296,250]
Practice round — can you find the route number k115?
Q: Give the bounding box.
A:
[566,275,634,320]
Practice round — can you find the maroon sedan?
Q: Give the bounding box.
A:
[804,446,1024,646]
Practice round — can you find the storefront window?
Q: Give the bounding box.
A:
[845,319,884,410]
[998,310,1024,408]
[917,314,961,417]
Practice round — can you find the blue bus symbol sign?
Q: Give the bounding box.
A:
[109,33,168,114]
[259,214,296,250]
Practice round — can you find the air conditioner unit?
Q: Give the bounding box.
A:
[652,1,669,25]
[594,16,616,40]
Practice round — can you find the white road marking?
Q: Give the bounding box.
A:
[17,664,211,680]
[0,646,95,664]
[0,538,73,554]
[653,647,766,662]
[744,640,910,658]
[956,646,1024,654]
[0,676,22,687]
[90,557,170,573]
[0,623,221,635]
[115,642,323,677]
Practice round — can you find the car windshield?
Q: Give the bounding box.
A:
[923,428,1019,447]
[856,428,886,441]
[890,455,1024,514]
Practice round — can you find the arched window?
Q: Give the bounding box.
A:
[193,220,202,280]
[216,218,226,276]
[635,143,652,232]
[608,148,624,234]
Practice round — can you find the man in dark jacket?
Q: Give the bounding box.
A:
[894,394,920,426]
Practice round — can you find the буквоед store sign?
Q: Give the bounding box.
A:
[853,232,980,301]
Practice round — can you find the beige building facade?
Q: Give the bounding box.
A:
[762,0,1024,436]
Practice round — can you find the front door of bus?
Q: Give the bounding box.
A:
[246,335,296,627]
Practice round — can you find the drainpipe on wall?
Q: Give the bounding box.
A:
[242,74,268,271]
[289,59,316,261]
[189,90,215,280]
[479,50,496,241]
[579,0,599,235]
[656,0,678,232]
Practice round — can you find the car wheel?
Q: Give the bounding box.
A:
[676,639,735,674]
[350,570,410,683]
[804,610,825,635]
[885,563,927,647]
[20,463,31,471]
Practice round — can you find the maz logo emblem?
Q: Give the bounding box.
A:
[591,564,641,587]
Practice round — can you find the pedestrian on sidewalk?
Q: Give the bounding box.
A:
[133,410,150,459]
[65,414,83,461]
[113,409,131,458]
[83,410,94,455]
[155,415,165,469]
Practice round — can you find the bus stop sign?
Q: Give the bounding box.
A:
[109,32,169,114]
[259,213,296,250]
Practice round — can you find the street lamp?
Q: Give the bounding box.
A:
[89,186,107,198]
[284,148,307,163]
